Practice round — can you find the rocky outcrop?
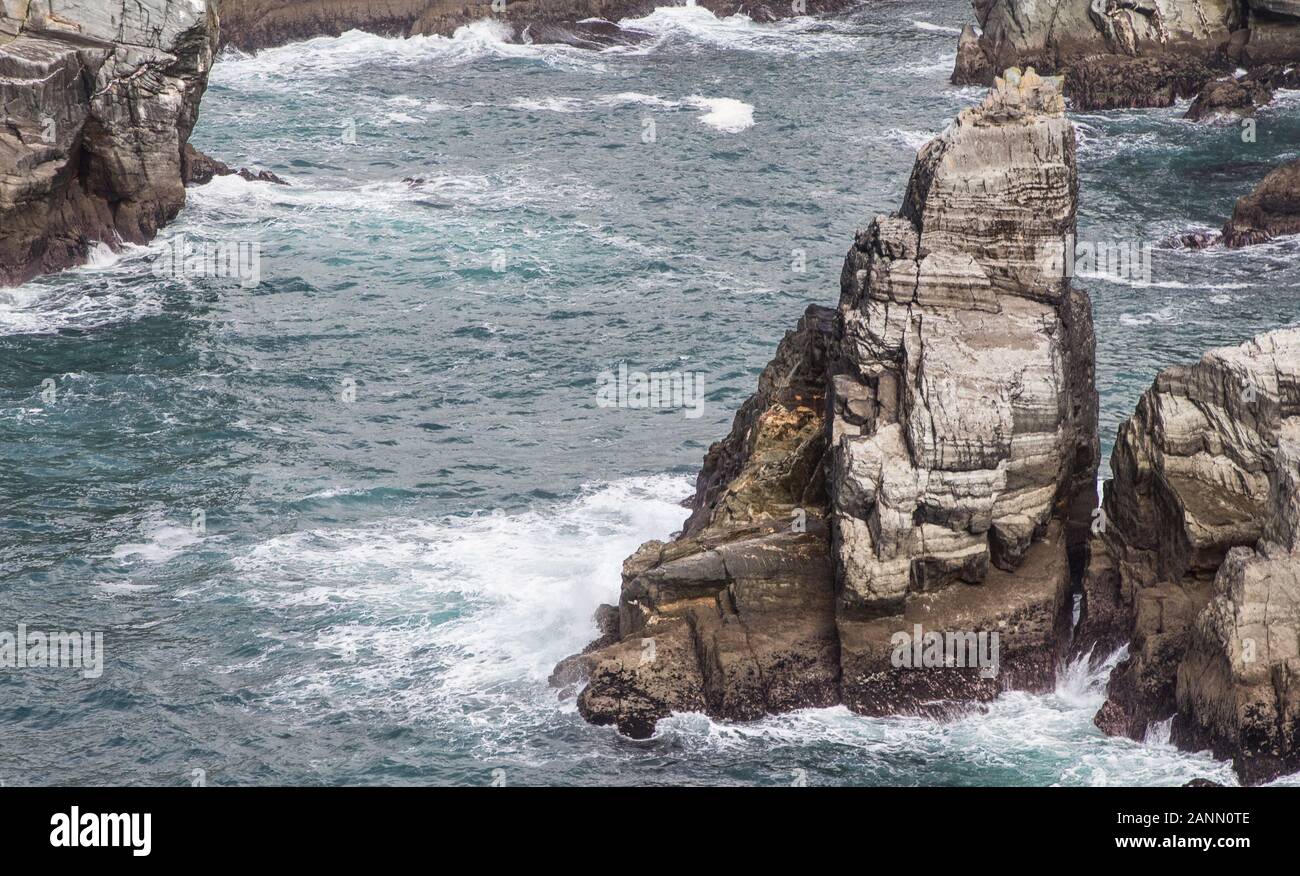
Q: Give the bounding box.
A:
[1221,158,1300,248]
[951,0,1300,110]
[0,1,218,285]
[181,143,288,186]
[1185,66,1300,122]
[216,0,857,51]
[1080,329,1300,783]
[556,70,1099,738]
[1185,75,1274,122]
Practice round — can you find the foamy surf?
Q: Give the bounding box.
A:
[654,646,1235,786]
[224,475,692,723]
[210,21,605,88]
[687,95,755,132]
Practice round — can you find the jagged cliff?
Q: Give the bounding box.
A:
[951,0,1300,110]
[553,70,1101,738]
[1080,329,1300,784]
[216,0,856,51]
[0,1,218,286]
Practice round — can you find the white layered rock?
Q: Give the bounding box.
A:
[832,70,1094,618]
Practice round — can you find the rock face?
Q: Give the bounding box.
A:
[0,1,218,286]
[1080,329,1300,783]
[556,70,1099,738]
[216,0,857,51]
[951,0,1300,110]
[1221,158,1300,248]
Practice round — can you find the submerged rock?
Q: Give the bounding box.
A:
[182,143,289,186]
[951,0,1300,111]
[1083,329,1300,784]
[556,70,1100,738]
[0,1,218,285]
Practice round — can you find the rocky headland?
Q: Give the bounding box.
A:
[951,0,1300,111]
[553,69,1104,738]
[0,1,218,285]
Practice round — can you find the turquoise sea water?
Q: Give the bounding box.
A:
[1,1,1298,785]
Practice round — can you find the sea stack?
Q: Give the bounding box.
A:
[553,69,1100,738]
[0,1,218,286]
[1081,329,1300,784]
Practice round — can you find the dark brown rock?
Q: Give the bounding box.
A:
[1222,158,1300,248]
[181,143,289,186]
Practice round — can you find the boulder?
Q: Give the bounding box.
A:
[1221,158,1300,248]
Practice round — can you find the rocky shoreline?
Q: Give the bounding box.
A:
[216,0,859,51]
[951,0,1300,112]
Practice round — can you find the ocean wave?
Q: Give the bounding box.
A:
[0,243,167,337]
[224,475,692,723]
[652,646,1235,786]
[211,21,605,88]
[614,3,866,55]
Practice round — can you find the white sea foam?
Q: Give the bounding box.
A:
[884,127,939,151]
[653,645,1234,786]
[509,96,588,113]
[615,2,864,55]
[111,525,203,565]
[225,476,692,723]
[912,20,962,35]
[211,21,603,88]
[686,95,754,132]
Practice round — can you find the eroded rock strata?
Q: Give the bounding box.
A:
[556,70,1100,738]
[952,0,1300,111]
[216,0,857,51]
[1080,329,1300,783]
[0,1,218,286]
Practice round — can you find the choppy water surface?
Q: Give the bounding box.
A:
[1,1,1297,785]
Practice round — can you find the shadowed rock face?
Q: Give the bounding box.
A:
[215,0,858,51]
[1081,329,1300,783]
[0,1,218,285]
[951,0,1300,110]
[554,70,1100,738]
